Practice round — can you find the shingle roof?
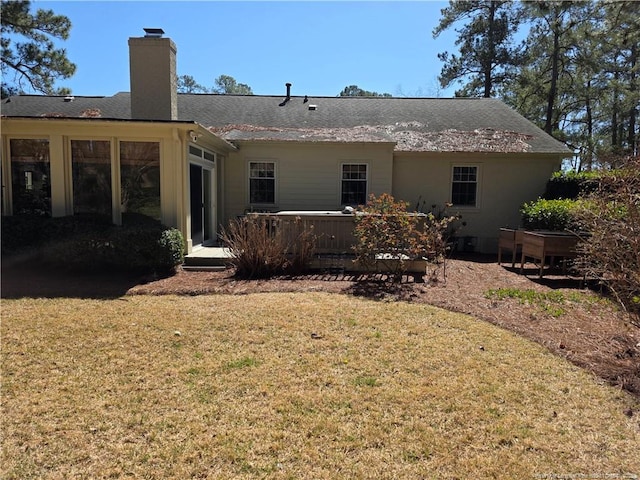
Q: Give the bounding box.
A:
[1,93,570,154]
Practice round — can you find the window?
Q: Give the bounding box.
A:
[451,165,478,207]
[341,164,367,206]
[249,161,275,204]
[71,140,112,216]
[120,141,161,224]
[10,139,51,216]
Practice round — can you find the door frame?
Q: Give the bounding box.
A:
[188,145,216,248]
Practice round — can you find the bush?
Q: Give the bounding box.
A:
[39,223,184,274]
[1,214,112,257]
[520,198,583,231]
[544,170,600,200]
[220,215,316,279]
[573,157,640,325]
[109,226,184,273]
[352,193,457,281]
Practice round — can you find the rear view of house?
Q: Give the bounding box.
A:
[1,29,571,254]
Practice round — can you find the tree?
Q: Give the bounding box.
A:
[1,0,76,97]
[177,74,209,93]
[433,0,522,98]
[338,85,391,97]
[213,74,253,95]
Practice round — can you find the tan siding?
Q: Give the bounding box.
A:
[222,142,394,226]
[393,152,561,253]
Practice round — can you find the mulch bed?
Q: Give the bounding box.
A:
[2,253,639,399]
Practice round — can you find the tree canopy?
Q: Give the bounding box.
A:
[1,0,76,98]
[177,75,209,94]
[433,0,522,98]
[213,74,253,95]
[435,0,639,169]
[338,85,392,97]
[177,74,254,95]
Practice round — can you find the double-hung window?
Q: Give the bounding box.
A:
[249,161,275,204]
[451,165,478,207]
[341,164,367,206]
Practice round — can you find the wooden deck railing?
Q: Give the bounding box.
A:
[249,212,357,253]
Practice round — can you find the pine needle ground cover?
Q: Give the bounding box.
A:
[2,293,639,479]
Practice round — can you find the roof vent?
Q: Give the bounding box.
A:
[308,104,317,111]
[63,95,74,102]
[279,82,292,107]
[143,28,164,38]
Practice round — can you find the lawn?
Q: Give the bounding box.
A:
[2,293,639,479]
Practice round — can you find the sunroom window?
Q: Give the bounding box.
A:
[120,141,161,224]
[71,140,112,216]
[9,139,51,216]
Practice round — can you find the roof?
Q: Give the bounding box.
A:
[1,93,571,154]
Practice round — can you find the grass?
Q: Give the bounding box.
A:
[2,293,639,479]
[484,287,601,318]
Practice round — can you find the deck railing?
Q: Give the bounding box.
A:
[248,212,357,253]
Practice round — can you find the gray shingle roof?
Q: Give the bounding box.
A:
[1,93,570,154]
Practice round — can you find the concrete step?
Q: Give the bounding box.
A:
[181,264,228,272]
[183,246,233,269]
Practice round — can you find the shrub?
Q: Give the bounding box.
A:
[520,198,583,231]
[220,215,316,279]
[352,193,457,281]
[109,226,184,273]
[544,170,600,200]
[39,223,184,274]
[1,214,112,257]
[573,157,640,325]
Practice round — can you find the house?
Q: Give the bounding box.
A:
[1,29,571,254]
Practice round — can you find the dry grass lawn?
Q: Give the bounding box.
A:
[2,293,639,479]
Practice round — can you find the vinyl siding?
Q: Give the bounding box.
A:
[222,142,394,225]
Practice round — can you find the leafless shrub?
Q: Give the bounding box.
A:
[219,215,316,279]
[574,156,640,326]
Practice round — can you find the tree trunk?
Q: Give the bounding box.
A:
[628,42,638,156]
[483,1,498,98]
[544,11,561,135]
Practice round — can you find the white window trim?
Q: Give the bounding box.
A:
[189,144,216,166]
[340,162,369,207]
[248,159,277,207]
[450,163,482,210]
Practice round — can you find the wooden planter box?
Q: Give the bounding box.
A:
[519,231,580,278]
[498,228,524,267]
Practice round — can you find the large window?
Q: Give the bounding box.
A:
[249,161,275,204]
[341,164,367,206]
[120,141,160,224]
[71,140,112,216]
[451,165,478,207]
[10,139,51,216]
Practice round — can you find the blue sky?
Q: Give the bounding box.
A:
[37,1,459,98]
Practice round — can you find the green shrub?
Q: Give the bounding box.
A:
[520,198,582,231]
[544,170,600,200]
[39,223,184,274]
[109,226,184,273]
[2,214,112,257]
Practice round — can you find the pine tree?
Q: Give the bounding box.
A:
[1,0,76,97]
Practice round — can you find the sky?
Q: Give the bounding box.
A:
[36,0,459,98]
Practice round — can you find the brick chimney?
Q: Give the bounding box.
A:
[128,28,177,120]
